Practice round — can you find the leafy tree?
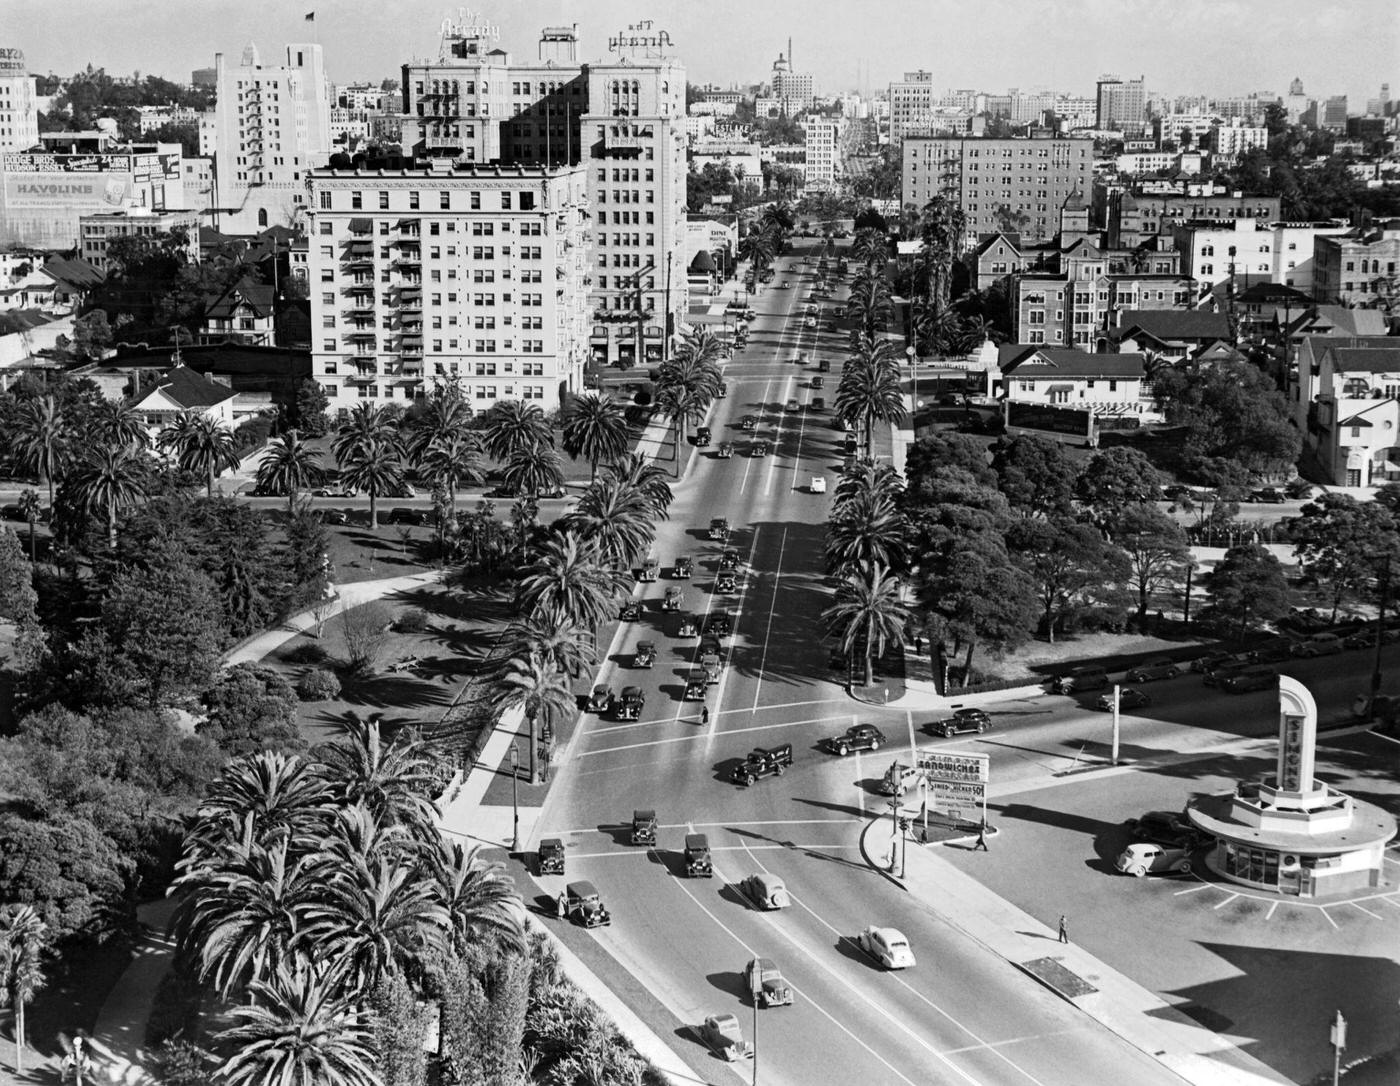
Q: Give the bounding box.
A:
[1207,544,1291,639]
[1078,447,1162,525]
[902,466,1013,559]
[904,433,996,489]
[1009,516,1131,641]
[1153,359,1301,479]
[294,380,331,437]
[71,309,114,361]
[993,435,1079,517]
[16,488,41,562]
[185,498,289,637]
[822,563,908,688]
[439,938,530,1085]
[200,664,305,757]
[0,526,37,625]
[284,501,332,611]
[919,539,1037,683]
[256,430,325,513]
[1109,504,1190,616]
[369,972,429,1086]
[1290,493,1399,622]
[0,810,130,946]
[0,904,48,1074]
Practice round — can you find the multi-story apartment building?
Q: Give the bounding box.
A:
[212,42,332,235]
[902,135,1094,247]
[1013,255,1192,348]
[1206,120,1268,157]
[1312,224,1400,305]
[802,117,840,192]
[78,207,202,272]
[399,20,687,367]
[1171,218,1351,290]
[0,46,38,153]
[1105,188,1282,249]
[1095,76,1146,134]
[888,71,937,148]
[306,160,590,413]
[770,53,813,112]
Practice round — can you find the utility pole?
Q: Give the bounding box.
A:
[1111,683,1122,765]
[1329,1009,1346,1086]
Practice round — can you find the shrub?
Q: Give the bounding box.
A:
[297,668,341,701]
[282,641,329,666]
[199,664,303,755]
[340,601,392,676]
[396,607,430,634]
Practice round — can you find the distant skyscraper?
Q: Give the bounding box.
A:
[1095,75,1146,134]
[212,42,332,235]
[888,70,937,149]
[0,45,39,153]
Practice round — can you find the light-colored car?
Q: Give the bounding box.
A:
[745,957,794,1008]
[810,475,827,493]
[857,926,915,969]
[1115,842,1193,878]
[739,873,790,910]
[696,1014,753,1061]
[786,398,800,413]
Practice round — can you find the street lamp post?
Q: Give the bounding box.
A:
[905,344,918,406]
[509,743,520,852]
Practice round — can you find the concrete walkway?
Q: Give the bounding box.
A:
[859,817,1293,1086]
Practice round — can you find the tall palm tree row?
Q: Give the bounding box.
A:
[491,648,575,784]
[560,391,629,482]
[8,394,70,508]
[406,389,481,519]
[501,444,565,499]
[335,433,405,532]
[821,562,910,689]
[835,355,907,459]
[481,399,553,464]
[255,430,325,513]
[515,530,627,633]
[604,451,673,520]
[565,475,657,571]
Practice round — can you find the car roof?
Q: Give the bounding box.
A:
[621,685,642,696]
[750,956,777,971]
[633,808,655,820]
[685,833,709,848]
[541,837,563,849]
[567,880,598,896]
[637,640,655,649]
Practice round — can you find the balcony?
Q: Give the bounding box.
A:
[345,282,375,296]
[344,371,378,385]
[345,237,374,252]
[345,329,377,342]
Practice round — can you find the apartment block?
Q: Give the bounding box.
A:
[0,46,38,153]
[1106,189,1282,249]
[212,42,332,235]
[888,70,937,148]
[1312,224,1400,305]
[902,135,1093,247]
[802,117,840,192]
[79,208,202,272]
[307,161,590,414]
[1172,218,1351,290]
[1096,76,1146,134]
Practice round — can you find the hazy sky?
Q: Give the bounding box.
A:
[10,0,1397,107]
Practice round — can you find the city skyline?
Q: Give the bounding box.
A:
[10,0,1397,110]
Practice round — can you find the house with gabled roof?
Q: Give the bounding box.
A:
[130,363,239,442]
[200,278,277,346]
[1305,342,1400,486]
[998,345,1156,420]
[1110,308,1231,360]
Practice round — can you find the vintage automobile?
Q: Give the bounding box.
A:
[683,667,708,701]
[857,926,916,969]
[821,724,886,756]
[1095,687,1152,711]
[700,650,722,684]
[677,613,700,638]
[718,381,728,398]
[587,685,613,714]
[1115,842,1193,877]
[564,881,611,927]
[785,398,801,413]
[879,761,922,797]
[663,586,684,612]
[707,611,734,638]
[673,555,694,579]
[615,686,645,720]
[741,414,758,431]
[1125,657,1182,683]
[717,441,735,459]
[630,809,657,846]
[640,557,660,582]
[695,1013,753,1061]
[927,708,991,738]
[695,426,711,448]
[1221,666,1278,694]
[751,439,770,457]
[684,832,713,877]
[716,570,738,593]
[818,358,831,372]
[719,548,740,571]
[739,873,791,910]
[745,957,794,1008]
[633,641,657,668]
[810,475,827,493]
[708,517,731,541]
[811,375,824,389]
[732,744,793,786]
[538,838,565,876]
[618,599,642,622]
[811,396,826,412]
[1127,810,1203,849]
[1049,665,1109,694]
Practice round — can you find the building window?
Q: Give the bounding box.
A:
[440,191,450,210]
[351,191,362,209]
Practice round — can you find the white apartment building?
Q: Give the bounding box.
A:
[889,70,937,148]
[212,42,332,235]
[78,208,202,272]
[1208,120,1268,156]
[307,161,590,413]
[135,105,202,134]
[0,46,38,152]
[1171,218,1351,291]
[801,117,840,191]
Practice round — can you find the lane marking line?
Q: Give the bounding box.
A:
[578,713,846,757]
[1350,901,1383,920]
[751,524,790,709]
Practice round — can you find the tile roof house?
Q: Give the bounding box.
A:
[1306,343,1400,486]
[200,278,277,346]
[1110,309,1231,359]
[130,363,239,440]
[998,345,1156,421]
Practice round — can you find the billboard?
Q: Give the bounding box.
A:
[5,174,133,210]
[917,750,989,825]
[1005,400,1094,439]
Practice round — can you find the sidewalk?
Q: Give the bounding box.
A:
[858,817,1293,1086]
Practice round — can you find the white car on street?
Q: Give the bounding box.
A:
[857,926,915,969]
[1115,842,1193,877]
[810,476,827,493]
[739,873,790,910]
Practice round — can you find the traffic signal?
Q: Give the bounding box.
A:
[898,817,910,833]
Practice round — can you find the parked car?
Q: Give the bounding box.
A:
[1250,487,1286,504]
[732,744,793,786]
[1095,687,1151,711]
[856,926,915,969]
[633,641,657,668]
[630,809,657,846]
[1127,810,1202,849]
[321,508,349,525]
[1293,632,1345,658]
[538,838,565,876]
[640,558,660,582]
[1221,665,1277,693]
[927,708,991,738]
[1249,639,1295,665]
[1116,842,1194,877]
[739,873,790,910]
[1125,657,1181,683]
[745,957,794,1008]
[1050,666,1108,694]
[1191,650,1238,674]
[822,724,886,756]
[683,833,713,877]
[695,426,711,447]
[564,881,612,926]
[618,599,642,622]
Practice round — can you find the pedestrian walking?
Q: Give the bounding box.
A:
[1057,914,1069,943]
[973,824,989,851]
[701,706,710,725]
[556,892,567,921]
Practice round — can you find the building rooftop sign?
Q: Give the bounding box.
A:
[0,48,25,76]
[608,20,673,56]
[440,7,500,41]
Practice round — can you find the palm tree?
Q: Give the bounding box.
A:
[213,959,381,1086]
[560,392,629,482]
[337,435,405,531]
[159,412,241,497]
[501,444,564,499]
[414,431,483,520]
[822,563,909,688]
[836,359,906,459]
[68,444,147,549]
[848,269,894,338]
[851,227,887,270]
[516,531,622,631]
[9,395,69,509]
[184,752,332,868]
[604,452,673,518]
[331,402,399,464]
[427,837,524,954]
[0,904,48,1075]
[508,613,595,680]
[565,477,656,570]
[315,714,440,837]
[255,430,325,513]
[826,491,907,574]
[482,400,552,463]
[653,383,708,478]
[89,399,151,452]
[669,326,727,373]
[834,459,904,513]
[16,488,40,562]
[492,650,576,784]
[738,226,776,277]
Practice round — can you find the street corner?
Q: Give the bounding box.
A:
[856,810,908,890]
